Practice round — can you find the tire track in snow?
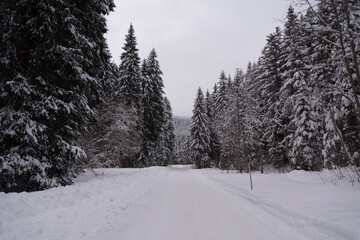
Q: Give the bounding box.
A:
[202,173,358,240]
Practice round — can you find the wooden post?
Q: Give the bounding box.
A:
[248,155,253,190]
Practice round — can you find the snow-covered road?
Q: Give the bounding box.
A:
[1,166,359,240]
[110,166,311,240]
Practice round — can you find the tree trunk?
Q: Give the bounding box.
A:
[259,146,264,174]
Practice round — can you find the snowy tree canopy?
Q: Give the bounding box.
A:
[0,0,115,192]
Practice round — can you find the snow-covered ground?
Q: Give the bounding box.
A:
[0,167,167,240]
[1,166,359,240]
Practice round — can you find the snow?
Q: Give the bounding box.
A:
[0,167,167,240]
[1,166,359,240]
[201,168,360,239]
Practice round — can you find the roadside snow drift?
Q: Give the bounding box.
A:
[0,167,167,240]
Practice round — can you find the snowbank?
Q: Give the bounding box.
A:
[200,168,360,239]
[0,167,167,240]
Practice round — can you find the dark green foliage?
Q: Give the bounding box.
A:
[162,97,176,165]
[190,88,211,168]
[139,49,167,167]
[0,0,114,192]
[188,2,359,171]
[118,24,142,109]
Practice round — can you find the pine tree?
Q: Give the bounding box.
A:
[303,0,360,167]
[212,71,228,167]
[0,0,115,192]
[259,27,289,168]
[162,97,176,165]
[190,88,211,168]
[139,49,165,166]
[218,70,244,170]
[118,24,142,109]
[279,6,301,127]
[284,11,324,170]
[205,89,218,165]
[246,63,266,173]
[215,70,228,114]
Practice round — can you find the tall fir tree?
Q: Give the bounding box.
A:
[303,0,360,166]
[282,9,324,170]
[215,70,228,114]
[115,24,144,167]
[190,88,211,168]
[257,27,289,168]
[213,71,228,166]
[139,49,165,166]
[218,70,244,170]
[162,97,176,165]
[118,24,142,109]
[205,89,219,166]
[245,63,266,173]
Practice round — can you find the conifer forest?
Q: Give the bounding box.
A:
[1,1,360,240]
[0,1,175,192]
[189,3,360,172]
[0,0,359,192]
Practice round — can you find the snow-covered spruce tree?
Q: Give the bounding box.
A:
[78,60,142,169]
[118,24,142,109]
[190,88,211,169]
[245,62,266,173]
[236,68,263,172]
[205,89,219,166]
[213,71,229,168]
[161,97,176,165]
[256,27,289,168]
[0,0,115,192]
[216,68,262,171]
[79,24,144,169]
[278,6,301,156]
[139,49,166,167]
[324,0,360,167]
[218,70,244,170]
[279,6,323,170]
[111,23,144,167]
[138,59,151,167]
[215,71,228,116]
[302,0,360,167]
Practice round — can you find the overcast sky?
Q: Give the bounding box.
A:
[105,0,293,117]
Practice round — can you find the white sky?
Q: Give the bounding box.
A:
[105,0,293,117]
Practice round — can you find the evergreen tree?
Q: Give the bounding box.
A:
[114,24,144,167]
[245,63,266,173]
[218,70,244,170]
[284,10,324,170]
[205,89,219,165]
[118,24,142,109]
[139,49,165,166]
[0,0,115,192]
[257,27,288,168]
[303,0,360,167]
[215,70,228,113]
[279,6,301,132]
[190,88,211,168]
[212,71,228,167]
[162,97,176,165]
